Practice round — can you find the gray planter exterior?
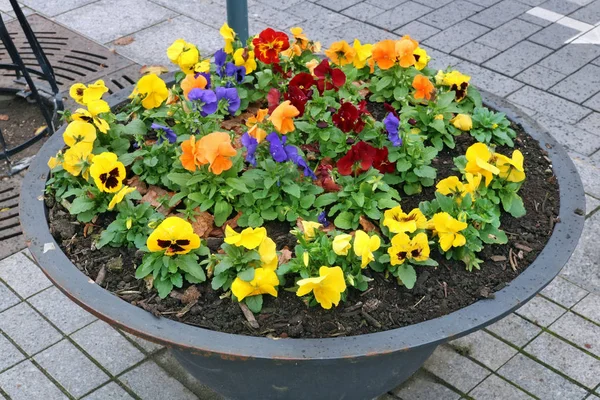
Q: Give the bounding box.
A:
[20,88,585,400]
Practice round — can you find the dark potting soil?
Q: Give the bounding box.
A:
[46,114,559,339]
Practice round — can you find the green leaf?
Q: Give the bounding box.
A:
[300,194,316,209]
[248,213,264,227]
[135,258,155,279]
[435,192,455,213]
[396,159,412,172]
[413,165,437,179]
[436,91,456,108]
[397,265,417,289]
[154,277,174,299]
[314,193,339,208]
[170,273,183,288]
[261,208,278,220]
[245,295,263,313]
[96,230,116,249]
[480,224,508,244]
[393,85,408,101]
[123,119,147,136]
[69,196,95,214]
[211,273,228,290]
[334,211,354,229]
[429,119,447,134]
[508,195,526,218]
[214,200,232,226]
[226,178,249,193]
[179,256,206,281]
[167,173,191,187]
[237,268,255,282]
[351,192,365,207]
[376,76,393,92]
[282,183,301,198]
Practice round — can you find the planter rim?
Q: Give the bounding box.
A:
[20,86,585,361]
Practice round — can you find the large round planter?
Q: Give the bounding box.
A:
[21,87,585,400]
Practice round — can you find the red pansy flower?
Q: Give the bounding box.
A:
[267,88,281,114]
[284,86,309,116]
[314,59,346,94]
[252,28,290,64]
[373,147,395,174]
[289,72,315,96]
[316,159,341,192]
[332,101,360,133]
[337,141,377,176]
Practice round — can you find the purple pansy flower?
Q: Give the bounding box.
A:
[216,87,241,115]
[214,49,226,69]
[188,88,218,117]
[318,211,329,227]
[196,72,211,89]
[224,62,237,77]
[265,132,316,179]
[151,123,177,144]
[241,132,258,166]
[384,112,402,147]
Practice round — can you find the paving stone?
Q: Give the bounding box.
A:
[577,112,600,136]
[0,360,67,400]
[0,334,24,373]
[550,64,600,104]
[154,350,223,400]
[0,302,62,355]
[82,382,134,400]
[122,331,163,354]
[149,0,228,30]
[423,46,462,69]
[515,64,566,90]
[468,0,531,28]
[248,1,308,29]
[450,330,518,370]
[34,339,109,398]
[469,374,534,399]
[560,210,600,293]
[114,16,222,66]
[515,295,566,327]
[569,0,600,24]
[18,0,98,16]
[28,286,96,335]
[483,41,553,77]
[570,153,600,197]
[369,1,432,31]
[536,114,600,156]
[538,0,582,13]
[55,0,177,44]
[120,361,197,400]
[507,85,591,123]
[454,61,524,97]
[585,195,600,215]
[315,0,362,11]
[541,276,589,308]
[0,281,18,313]
[549,312,600,357]
[423,345,490,392]
[498,353,588,400]
[525,332,600,388]
[258,0,304,10]
[0,252,51,298]
[584,91,600,113]
[71,320,145,375]
[476,18,541,51]
[572,293,600,324]
[424,20,490,52]
[528,23,580,49]
[333,20,398,45]
[465,0,502,5]
[392,370,461,400]
[394,21,441,42]
[451,41,500,64]
[364,0,408,9]
[341,2,385,21]
[519,13,553,26]
[540,44,600,75]
[290,3,354,45]
[418,0,482,30]
[412,0,454,7]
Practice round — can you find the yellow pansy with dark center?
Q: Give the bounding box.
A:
[89,152,126,193]
[442,70,470,102]
[383,206,427,234]
[147,216,201,256]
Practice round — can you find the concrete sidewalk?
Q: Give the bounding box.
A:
[1,0,600,398]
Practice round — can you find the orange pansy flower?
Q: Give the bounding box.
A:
[196,132,237,175]
[324,40,356,66]
[246,108,268,142]
[268,100,300,134]
[395,35,418,68]
[180,74,207,100]
[412,74,434,101]
[371,39,397,70]
[180,135,201,172]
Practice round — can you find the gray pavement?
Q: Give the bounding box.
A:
[1,0,600,398]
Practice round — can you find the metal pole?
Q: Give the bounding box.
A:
[226,0,249,43]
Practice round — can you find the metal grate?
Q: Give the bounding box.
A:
[0,174,24,260]
[0,14,142,97]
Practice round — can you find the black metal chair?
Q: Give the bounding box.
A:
[0,0,63,175]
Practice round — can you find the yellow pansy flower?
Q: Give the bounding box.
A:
[147,216,201,256]
[224,226,267,250]
[47,156,61,170]
[193,59,211,73]
[388,232,431,265]
[442,70,470,101]
[450,114,472,131]
[107,186,136,210]
[383,206,427,234]
[495,150,526,182]
[69,80,108,105]
[306,58,319,75]
[63,120,96,152]
[352,39,372,69]
[353,230,381,268]
[429,212,467,252]
[296,266,347,309]
[332,234,352,256]
[62,143,94,179]
[133,73,169,109]
[72,99,110,134]
[166,39,199,73]
[434,114,444,120]
[435,70,446,85]
[89,152,126,193]
[301,220,322,241]
[465,143,500,186]
[231,267,279,301]
[463,173,482,196]
[413,47,430,70]
[220,23,236,54]
[436,176,465,196]
[324,40,356,66]
[233,48,257,74]
[258,237,278,270]
[303,252,310,267]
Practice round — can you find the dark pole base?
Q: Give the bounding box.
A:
[226,0,249,43]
